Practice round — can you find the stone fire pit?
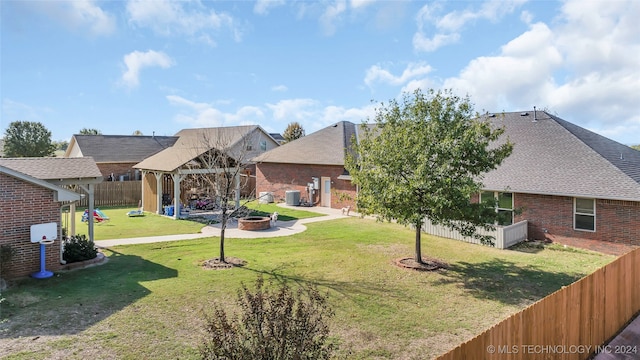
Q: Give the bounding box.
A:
[238,216,271,231]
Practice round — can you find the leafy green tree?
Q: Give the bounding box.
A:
[79,128,101,135]
[132,130,143,136]
[53,140,69,151]
[3,121,56,157]
[346,89,513,264]
[632,144,640,151]
[282,122,305,143]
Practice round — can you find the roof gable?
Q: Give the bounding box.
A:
[134,125,276,172]
[253,121,361,166]
[65,134,178,163]
[482,111,640,201]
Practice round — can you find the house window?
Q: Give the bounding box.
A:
[574,198,595,231]
[480,191,514,226]
[260,140,267,151]
[245,144,253,151]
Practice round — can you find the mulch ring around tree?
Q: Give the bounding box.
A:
[202,257,247,270]
[394,256,449,272]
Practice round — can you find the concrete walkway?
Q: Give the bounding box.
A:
[593,313,640,360]
[95,204,352,248]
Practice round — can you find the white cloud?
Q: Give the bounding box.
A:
[126,0,243,44]
[413,0,526,52]
[442,22,562,111]
[266,99,320,122]
[271,85,288,92]
[319,0,347,36]
[436,0,640,144]
[350,0,375,10]
[254,0,286,15]
[166,95,376,136]
[25,0,115,36]
[265,99,376,133]
[121,50,175,88]
[1,99,49,124]
[365,62,433,87]
[167,95,265,127]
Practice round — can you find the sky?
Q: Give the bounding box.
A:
[1,0,638,146]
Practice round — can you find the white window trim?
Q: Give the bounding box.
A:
[574,197,596,232]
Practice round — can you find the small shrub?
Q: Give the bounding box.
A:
[63,235,98,263]
[200,276,336,360]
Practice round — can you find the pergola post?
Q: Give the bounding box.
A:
[141,170,147,211]
[154,172,163,214]
[172,173,184,219]
[79,184,96,242]
[70,202,76,236]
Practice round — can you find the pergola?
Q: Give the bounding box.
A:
[133,126,277,218]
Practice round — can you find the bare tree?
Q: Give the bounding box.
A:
[186,128,261,264]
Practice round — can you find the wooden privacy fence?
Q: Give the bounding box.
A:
[423,219,528,249]
[74,181,141,207]
[436,248,640,360]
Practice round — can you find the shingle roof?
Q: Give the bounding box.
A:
[0,157,103,180]
[482,111,640,201]
[69,135,178,163]
[134,125,263,172]
[253,121,362,166]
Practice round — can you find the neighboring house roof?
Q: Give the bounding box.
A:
[253,121,366,166]
[0,165,79,201]
[269,133,285,144]
[0,158,105,202]
[135,125,277,172]
[482,111,640,202]
[65,134,179,163]
[0,157,103,183]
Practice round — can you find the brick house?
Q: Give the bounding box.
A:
[255,113,640,247]
[477,111,640,247]
[65,134,178,180]
[0,158,102,279]
[253,121,369,210]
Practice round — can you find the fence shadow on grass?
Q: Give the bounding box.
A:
[0,250,177,339]
[433,258,581,306]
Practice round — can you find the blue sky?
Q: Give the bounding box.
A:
[1,0,638,145]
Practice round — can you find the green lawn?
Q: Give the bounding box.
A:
[66,202,324,240]
[1,218,614,359]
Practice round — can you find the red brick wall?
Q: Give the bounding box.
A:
[1,173,63,279]
[514,193,640,246]
[256,163,356,209]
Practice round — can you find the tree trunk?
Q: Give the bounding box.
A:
[219,208,227,263]
[415,220,424,264]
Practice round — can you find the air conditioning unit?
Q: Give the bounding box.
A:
[285,190,300,206]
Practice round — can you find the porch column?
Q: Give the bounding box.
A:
[79,184,95,242]
[70,202,76,236]
[154,172,163,214]
[172,173,184,219]
[141,170,147,211]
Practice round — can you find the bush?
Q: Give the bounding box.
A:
[200,276,336,360]
[63,235,98,263]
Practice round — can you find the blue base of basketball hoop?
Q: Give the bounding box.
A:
[31,243,54,279]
